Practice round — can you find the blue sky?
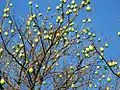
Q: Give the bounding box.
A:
[0,0,120,59]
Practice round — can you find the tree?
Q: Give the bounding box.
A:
[0,0,120,90]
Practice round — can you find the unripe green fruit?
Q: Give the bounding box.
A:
[71,0,75,5]
[105,43,108,48]
[88,18,92,23]
[118,32,120,36]
[56,6,60,10]
[107,77,111,82]
[29,1,32,6]
[86,5,91,12]
[43,81,47,85]
[100,47,104,52]
[0,48,3,53]
[4,31,8,36]
[82,19,86,23]
[95,71,98,75]
[89,84,92,88]
[89,45,94,51]
[48,7,51,11]
[77,53,80,57]
[36,5,39,8]
[71,84,75,88]
[29,68,33,73]
[10,3,13,7]
[0,78,5,85]
[11,29,14,33]
[9,20,12,24]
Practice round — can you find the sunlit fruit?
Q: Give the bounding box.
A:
[43,81,47,85]
[95,71,98,75]
[48,6,51,11]
[105,43,108,48]
[96,66,100,69]
[107,77,111,82]
[88,18,91,23]
[0,78,5,85]
[9,20,12,24]
[29,1,32,6]
[100,47,104,52]
[89,84,92,88]
[4,31,8,36]
[11,29,14,33]
[29,67,33,73]
[117,72,120,77]
[56,6,60,10]
[77,53,80,57]
[0,48,3,53]
[86,5,91,12]
[118,32,120,36]
[10,3,13,7]
[71,0,75,5]
[71,84,75,88]
[36,5,39,8]
[89,45,94,51]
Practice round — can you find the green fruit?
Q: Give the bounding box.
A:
[86,5,91,12]
[71,0,75,5]
[71,84,75,88]
[96,66,100,69]
[118,32,120,36]
[11,29,14,33]
[70,66,74,70]
[88,18,91,23]
[29,1,32,6]
[10,3,13,7]
[82,19,86,23]
[105,43,108,48]
[107,77,111,82]
[89,84,92,88]
[89,45,94,51]
[48,7,51,11]
[77,53,80,57]
[102,75,106,78]
[43,81,47,85]
[29,68,33,73]
[0,78,5,85]
[95,71,98,75]
[56,6,60,10]
[36,5,39,8]
[100,47,104,52]
[98,38,101,42]
[0,48,3,53]
[9,20,12,24]
[86,48,90,52]
[4,31,8,36]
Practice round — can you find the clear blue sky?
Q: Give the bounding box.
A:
[0,0,120,59]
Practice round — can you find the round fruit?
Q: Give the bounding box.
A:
[107,77,111,82]
[4,31,8,36]
[86,5,91,12]
[71,84,75,88]
[29,1,32,6]
[0,78,5,85]
[118,32,120,36]
[29,67,33,73]
[36,5,39,8]
[100,47,104,52]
